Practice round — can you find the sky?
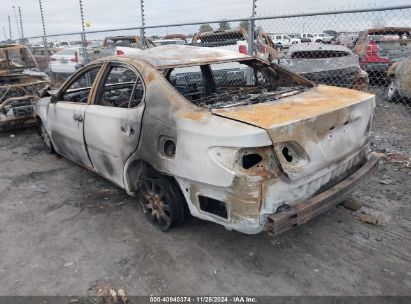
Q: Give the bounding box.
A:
[0,0,410,40]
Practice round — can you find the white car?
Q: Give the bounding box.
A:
[51,41,72,48]
[313,33,334,43]
[270,34,300,47]
[300,33,316,42]
[49,47,85,74]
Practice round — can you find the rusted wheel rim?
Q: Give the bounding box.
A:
[139,178,172,230]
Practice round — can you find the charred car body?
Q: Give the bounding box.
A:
[279,43,368,91]
[385,55,411,102]
[0,44,50,130]
[36,45,379,236]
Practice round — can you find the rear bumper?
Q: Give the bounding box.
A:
[267,152,380,237]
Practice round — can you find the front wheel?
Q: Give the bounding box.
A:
[384,79,399,102]
[137,175,186,231]
[40,122,55,154]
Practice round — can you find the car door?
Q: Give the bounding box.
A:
[48,63,104,169]
[84,62,145,188]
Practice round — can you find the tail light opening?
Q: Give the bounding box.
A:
[116,49,125,56]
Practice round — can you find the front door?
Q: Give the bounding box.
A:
[48,64,103,168]
[84,63,145,187]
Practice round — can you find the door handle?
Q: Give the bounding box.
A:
[73,113,83,122]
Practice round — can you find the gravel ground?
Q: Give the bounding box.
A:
[0,103,410,297]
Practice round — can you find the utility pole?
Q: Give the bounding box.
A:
[8,15,12,40]
[248,0,257,56]
[12,6,22,38]
[18,6,24,38]
[139,0,146,49]
[38,0,50,75]
[78,0,89,65]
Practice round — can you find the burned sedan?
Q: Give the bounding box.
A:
[0,44,50,130]
[36,45,379,236]
[279,43,369,91]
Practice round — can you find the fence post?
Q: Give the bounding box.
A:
[139,0,146,49]
[247,17,254,56]
[38,0,51,78]
[78,0,89,66]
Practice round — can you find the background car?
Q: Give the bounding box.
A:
[280,43,368,91]
[270,34,300,48]
[32,47,61,72]
[313,33,334,43]
[49,47,85,75]
[354,27,411,78]
[191,28,277,61]
[300,33,316,42]
[0,44,50,130]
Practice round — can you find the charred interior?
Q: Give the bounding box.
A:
[165,59,313,109]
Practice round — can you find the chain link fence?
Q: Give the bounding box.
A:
[19,5,411,153]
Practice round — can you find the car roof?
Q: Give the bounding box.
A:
[124,45,252,68]
[288,43,352,53]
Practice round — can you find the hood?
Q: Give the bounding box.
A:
[212,85,375,180]
[280,54,360,74]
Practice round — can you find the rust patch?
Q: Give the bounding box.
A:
[213,85,373,128]
[145,71,156,84]
[181,111,207,121]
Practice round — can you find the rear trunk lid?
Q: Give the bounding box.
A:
[212,85,375,180]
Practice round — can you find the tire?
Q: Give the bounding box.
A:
[137,172,186,231]
[40,122,55,154]
[384,79,399,102]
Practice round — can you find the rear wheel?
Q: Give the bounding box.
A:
[384,79,399,102]
[137,173,186,231]
[40,122,55,154]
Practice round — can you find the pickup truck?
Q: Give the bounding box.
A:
[89,35,156,61]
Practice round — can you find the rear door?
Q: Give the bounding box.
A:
[84,63,145,187]
[48,63,103,169]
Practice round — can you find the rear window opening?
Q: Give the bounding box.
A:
[192,31,246,47]
[199,196,228,219]
[165,59,312,109]
[291,50,350,59]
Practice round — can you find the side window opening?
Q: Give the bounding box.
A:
[98,65,144,108]
[61,66,101,103]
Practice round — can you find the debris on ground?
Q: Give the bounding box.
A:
[359,214,379,225]
[30,184,49,194]
[379,175,394,185]
[342,198,363,211]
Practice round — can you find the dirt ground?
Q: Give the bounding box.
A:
[0,105,410,297]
